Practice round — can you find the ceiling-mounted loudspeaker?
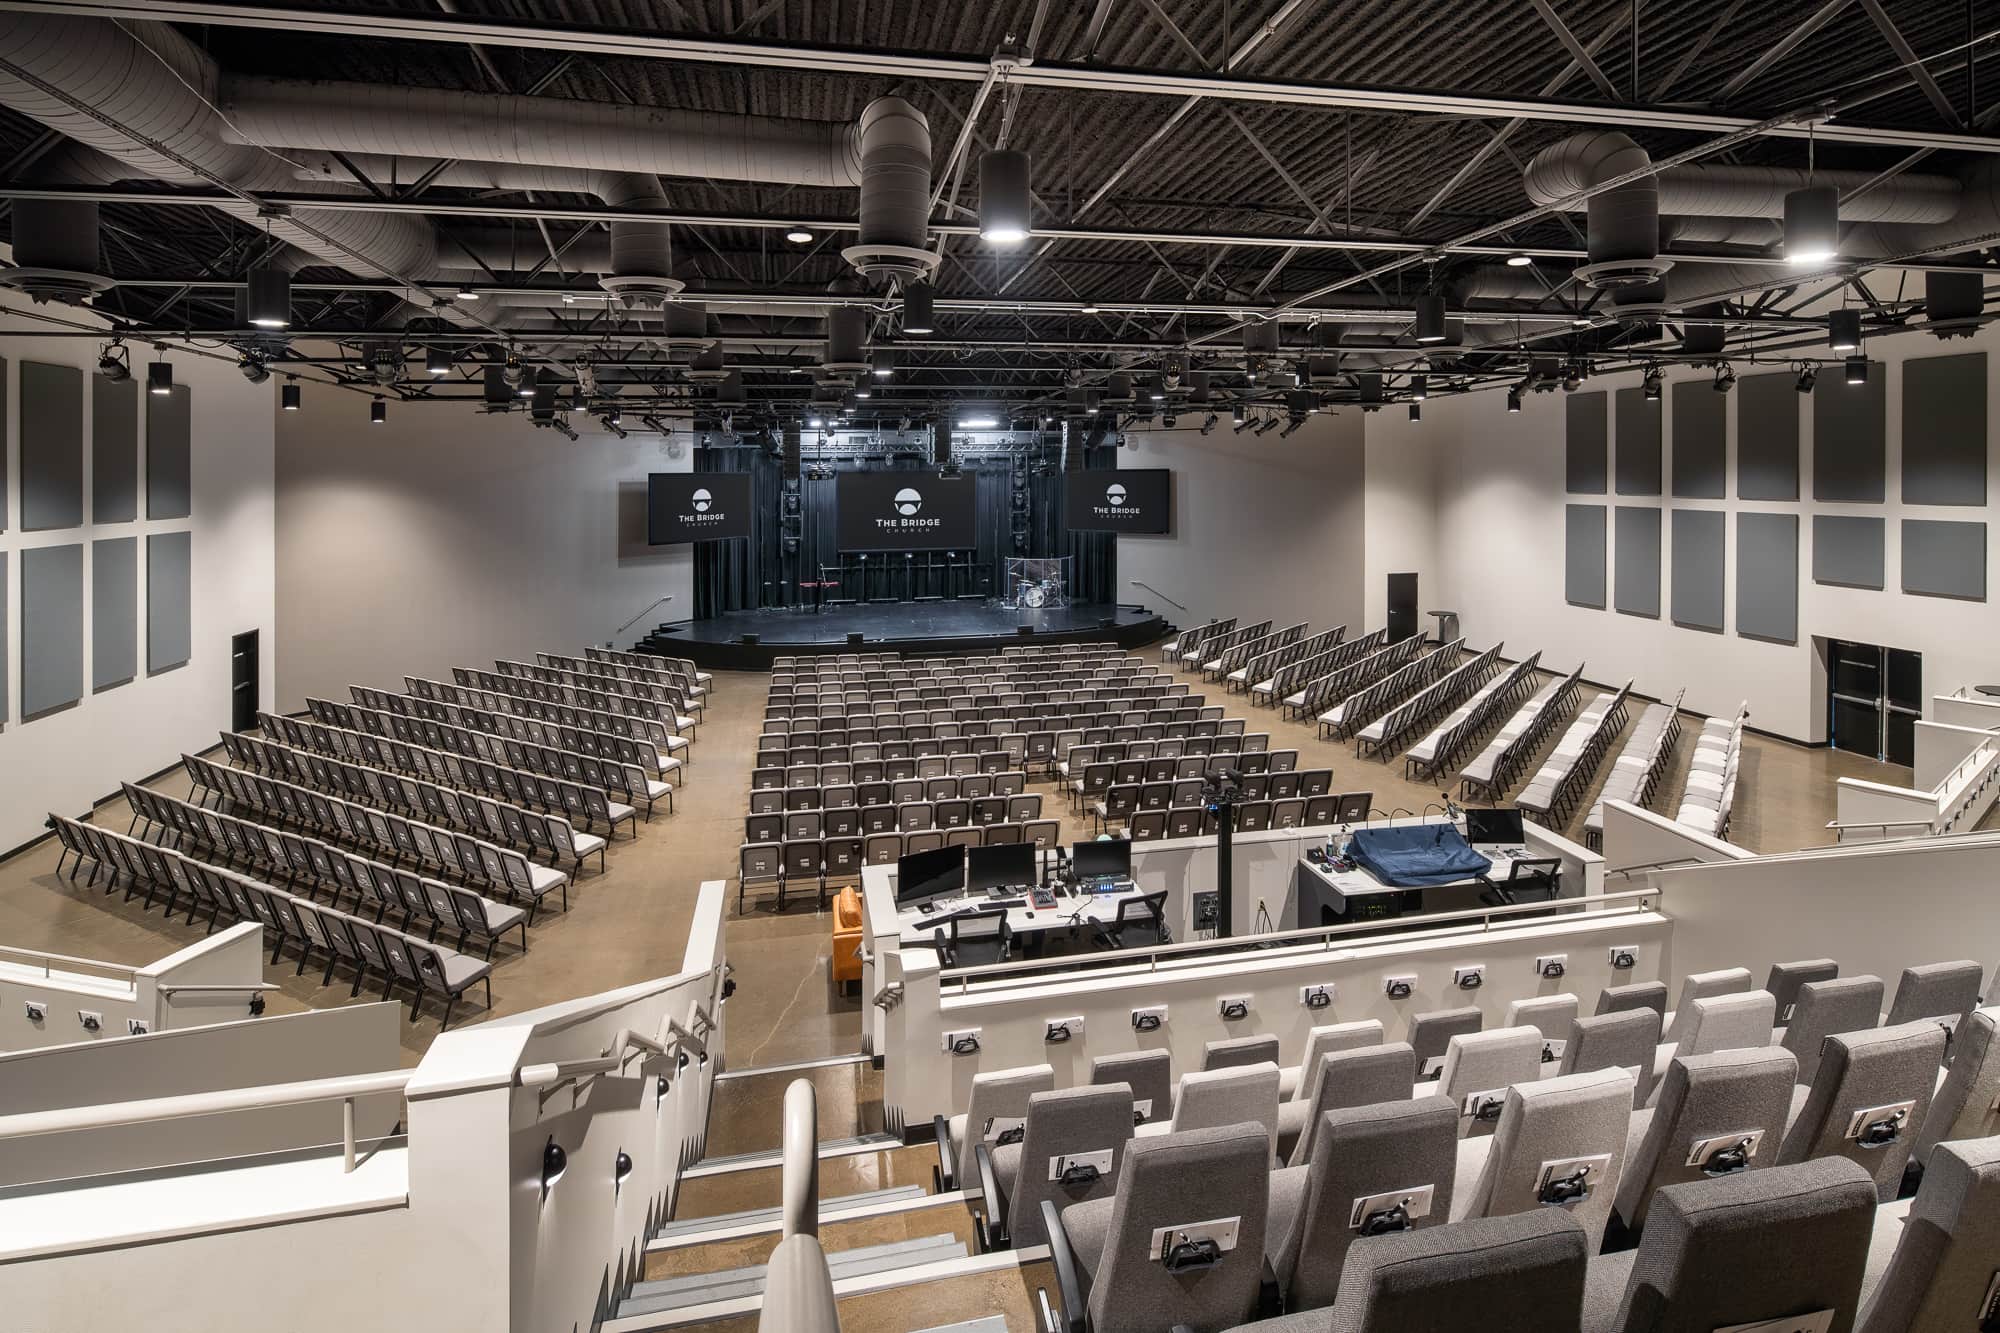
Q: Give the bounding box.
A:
[824,306,869,372]
[1105,373,1134,403]
[783,423,802,479]
[933,419,951,467]
[1306,354,1342,386]
[1925,270,1984,338]
[1188,370,1212,403]
[1357,373,1384,404]
[687,343,728,381]
[901,281,936,335]
[1681,306,1727,357]
[1414,294,1448,344]
[483,365,512,405]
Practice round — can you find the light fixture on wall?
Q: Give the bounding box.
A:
[281,380,301,411]
[245,266,291,328]
[1845,354,1869,386]
[977,148,1032,245]
[1827,308,1862,352]
[425,346,452,377]
[1795,364,1818,394]
[1414,293,1448,344]
[370,397,386,424]
[540,1137,568,1192]
[147,359,173,396]
[901,281,935,335]
[614,1150,634,1188]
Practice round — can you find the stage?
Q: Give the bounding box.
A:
[642,601,1169,671]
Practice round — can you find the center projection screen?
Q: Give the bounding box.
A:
[1064,468,1172,533]
[836,471,978,551]
[648,473,752,544]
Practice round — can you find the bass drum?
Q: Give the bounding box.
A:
[1020,581,1048,608]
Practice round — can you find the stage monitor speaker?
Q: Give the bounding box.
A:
[846,632,864,647]
[1099,617,1115,628]
[933,420,951,467]
[1016,625,1034,637]
[739,633,760,645]
[783,424,801,479]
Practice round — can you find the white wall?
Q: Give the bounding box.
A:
[274,394,692,711]
[1116,411,1366,635]
[1417,325,2000,742]
[0,292,276,851]
[1361,407,1437,630]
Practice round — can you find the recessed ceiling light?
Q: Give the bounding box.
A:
[454,285,479,302]
[1505,252,1534,267]
[785,226,813,244]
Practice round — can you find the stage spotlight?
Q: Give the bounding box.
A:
[96,342,130,381]
[1161,412,1177,428]
[1409,402,1422,422]
[1200,413,1218,435]
[1795,364,1817,394]
[238,353,270,384]
[1642,365,1662,402]
[1712,363,1736,394]
[1230,401,1246,426]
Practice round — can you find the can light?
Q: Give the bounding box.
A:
[370,398,386,424]
[281,382,301,411]
[147,361,174,396]
[784,226,813,244]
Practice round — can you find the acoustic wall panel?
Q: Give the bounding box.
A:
[20,543,84,717]
[1812,514,1886,590]
[93,375,139,523]
[1614,387,1662,495]
[1615,506,1662,617]
[1902,351,1986,506]
[1565,392,1607,494]
[147,383,192,519]
[1671,509,1726,631]
[0,553,7,723]
[20,360,84,531]
[147,530,192,673]
[1902,520,1986,600]
[1565,504,1606,607]
[1671,379,1726,498]
[1814,364,1886,502]
[1737,371,1800,500]
[93,536,138,691]
[0,356,8,532]
[1736,513,1799,644]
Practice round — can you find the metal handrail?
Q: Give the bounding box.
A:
[1127,580,1188,612]
[615,594,675,635]
[782,1079,819,1240]
[156,982,282,995]
[0,943,142,979]
[938,887,1663,989]
[1826,816,1941,843]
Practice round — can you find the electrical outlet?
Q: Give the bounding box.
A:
[943,1027,982,1055]
[1218,994,1253,1021]
[1608,945,1640,970]
[23,1001,47,1022]
[1044,1016,1085,1044]
[1453,964,1486,991]
[1535,954,1568,980]
[126,1019,150,1036]
[78,1010,102,1032]
[1131,1005,1168,1032]
[1384,975,1417,1000]
[1300,983,1335,1010]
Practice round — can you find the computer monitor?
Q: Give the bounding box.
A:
[966,842,1036,894]
[1463,806,1527,846]
[895,844,966,906]
[1071,838,1132,881]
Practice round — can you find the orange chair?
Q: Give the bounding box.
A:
[831,887,864,992]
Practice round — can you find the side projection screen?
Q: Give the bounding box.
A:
[836,471,977,551]
[1065,469,1172,533]
[647,473,752,543]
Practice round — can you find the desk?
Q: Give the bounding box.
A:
[894,880,1148,948]
[1295,846,1558,923]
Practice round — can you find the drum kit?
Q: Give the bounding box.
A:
[1016,577,1060,608]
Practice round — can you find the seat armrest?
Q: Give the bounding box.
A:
[975,1141,1008,1250]
[933,1114,955,1192]
[1040,1199,1087,1333]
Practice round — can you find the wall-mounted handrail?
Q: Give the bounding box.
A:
[616,594,675,636]
[781,1079,819,1240]
[1127,580,1188,612]
[156,982,282,995]
[0,944,142,980]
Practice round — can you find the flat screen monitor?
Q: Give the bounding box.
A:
[1064,468,1172,533]
[1072,838,1132,881]
[1464,806,1527,846]
[896,844,966,906]
[966,842,1036,893]
[647,472,752,543]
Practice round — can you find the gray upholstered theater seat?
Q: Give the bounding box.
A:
[1613,1046,1799,1234]
[1913,1007,2000,1166]
[1266,1096,1458,1314]
[1438,1026,1544,1136]
[1277,1042,1417,1167]
[944,1063,1054,1188]
[1047,1122,1273,1333]
[1585,1157,1877,1333]
[1300,1209,1589,1333]
[1408,1005,1482,1084]
[1205,1033,1283,1072]
[1278,1020,1383,1101]
[1452,1067,1635,1246]
[1766,958,1841,1027]
[1858,1135,2000,1332]
[979,1084,1133,1249]
[1782,976,1885,1085]
[1650,989,1776,1087]
[1779,1020,1950,1202]
[1560,1008,1663,1109]
[1503,992,1580,1069]
[1660,967,1753,1048]
[1885,960,1984,1029]
[1091,1049,1173,1126]
[1171,1063,1281,1159]
[1596,980,1669,1018]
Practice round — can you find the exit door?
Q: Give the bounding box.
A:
[1827,639,1920,767]
[1386,573,1419,643]
[231,630,260,733]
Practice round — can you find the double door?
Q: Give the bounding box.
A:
[1827,639,1920,767]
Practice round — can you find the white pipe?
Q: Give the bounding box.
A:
[0,1070,412,1141]
[781,1078,819,1240]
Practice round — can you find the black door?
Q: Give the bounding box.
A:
[231,630,260,733]
[1386,573,1419,642]
[1828,639,1920,767]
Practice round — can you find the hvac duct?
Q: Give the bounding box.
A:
[842,97,937,281]
[595,172,678,306]
[1525,144,1960,226]
[1522,131,1665,291]
[823,307,869,373]
[0,195,109,302]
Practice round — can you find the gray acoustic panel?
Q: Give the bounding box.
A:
[0,552,7,723]
[1737,371,1800,500]
[92,536,138,691]
[1566,503,1607,608]
[1565,392,1607,494]
[1671,379,1726,498]
[21,543,84,717]
[93,375,139,523]
[20,360,84,531]
[1671,509,1726,631]
[1814,364,1886,502]
[0,356,8,532]
[1614,387,1662,495]
[147,383,192,519]
[147,531,193,673]
[1812,514,1885,590]
[1902,519,1986,600]
[1902,351,1986,506]
[1614,506,1662,617]
[1736,512,1800,644]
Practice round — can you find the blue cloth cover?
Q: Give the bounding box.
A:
[1347,824,1493,887]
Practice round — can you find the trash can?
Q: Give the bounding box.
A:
[1426,609,1460,646]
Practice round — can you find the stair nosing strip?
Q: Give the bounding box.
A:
[648,1187,971,1251]
[680,1132,905,1179]
[654,1183,928,1236]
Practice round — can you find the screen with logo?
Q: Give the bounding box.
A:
[647,473,752,544]
[835,471,977,551]
[1064,469,1171,533]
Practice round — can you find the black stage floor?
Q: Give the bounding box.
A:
[646,601,1168,670]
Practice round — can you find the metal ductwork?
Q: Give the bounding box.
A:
[822,307,869,374]
[1522,131,1666,292]
[0,194,109,302]
[842,97,937,281]
[1526,144,1961,226]
[595,172,679,307]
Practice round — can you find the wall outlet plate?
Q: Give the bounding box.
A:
[1384,975,1417,999]
[1452,964,1486,990]
[1349,1184,1435,1230]
[1218,994,1253,1020]
[78,1010,102,1032]
[126,1019,150,1036]
[1045,1016,1085,1043]
[23,1001,46,1022]
[1300,983,1335,1010]
[942,1027,982,1054]
[1535,953,1568,979]
[1131,1005,1168,1032]
[1608,945,1640,969]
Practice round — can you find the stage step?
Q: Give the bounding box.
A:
[617,1234,968,1318]
[653,1184,927,1242]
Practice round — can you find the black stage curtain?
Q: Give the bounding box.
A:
[693,444,1117,616]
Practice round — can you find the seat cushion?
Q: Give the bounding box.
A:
[437,949,491,990]
[1581,1248,1639,1333]
[572,831,607,858]
[1862,1197,1913,1307]
[1059,1194,1114,1286]
[528,863,568,895]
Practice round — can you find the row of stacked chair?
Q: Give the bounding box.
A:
[1320,638,1468,740]
[1162,616,1235,668]
[1403,652,1544,781]
[586,643,711,690]
[503,655,703,732]
[1515,681,1633,827]
[1191,619,1274,678]
[1355,643,1504,759]
[404,675,687,770]
[1583,688,1687,849]
[1220,622,1311,691]
[50,815,497,1027]
[223,727,606,872]
[1678,703,1747,839]
[1288,633,1424,722]
[450,665,694,761]
[1458,666,1585,801]
[1241,625,1347,700]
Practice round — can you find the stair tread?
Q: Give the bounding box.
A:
[654,1183,928,1237]
[686,1132,902,1174]
[912,1320,1010,1333]
[619,1234,967,1315]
